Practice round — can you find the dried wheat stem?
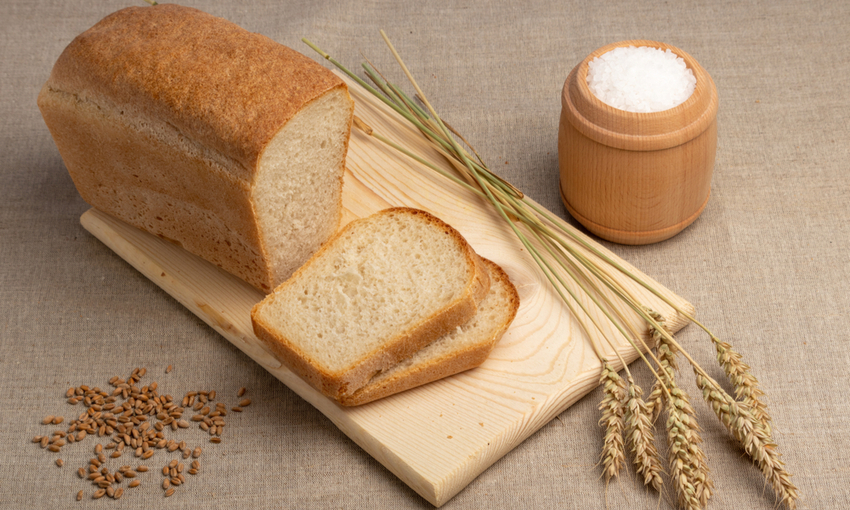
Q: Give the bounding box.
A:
[694,371,798,509]
[624,377,664,492]
[598,361,627,481]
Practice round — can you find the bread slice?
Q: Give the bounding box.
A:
[37,5,354,292]
[251,208,491,402]
[340,258,519,406]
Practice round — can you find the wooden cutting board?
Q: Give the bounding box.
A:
[80,72,693,507]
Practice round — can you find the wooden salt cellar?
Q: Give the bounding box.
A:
[558,40,718,245]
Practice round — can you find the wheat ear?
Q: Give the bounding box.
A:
[665,379,713,510]
[694,371,798,509]
[624,376,664,492]
[710,335,773,438]
[650,327,713,510]
[645,311,676,424]
[598,361,627,481]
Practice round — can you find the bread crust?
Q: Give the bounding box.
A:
[43,4,345,178]
[251,208,491,402]
[38,5,352,291]
[339,259,519,406]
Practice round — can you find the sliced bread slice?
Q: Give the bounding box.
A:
[251,208,490,402]
[340,258,519,406]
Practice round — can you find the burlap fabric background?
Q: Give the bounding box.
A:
[2,0,847,508]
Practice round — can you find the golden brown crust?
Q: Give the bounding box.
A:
[46,4,345,179]
[340,259,520,406]
[38,86,270,288]
[250,208,491,402]
[38,5,351,292]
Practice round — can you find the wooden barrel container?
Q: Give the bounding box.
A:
[558,40,718,245]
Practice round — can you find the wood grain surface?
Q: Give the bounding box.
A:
[80,72,694,507]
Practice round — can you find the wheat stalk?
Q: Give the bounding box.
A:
[598,361,627,481]
[644,311,676,424]
[694,370,798,509]
[665,382,712,510]
[709,335,773,438]
[624,376,665,492]
[648,329,713,510]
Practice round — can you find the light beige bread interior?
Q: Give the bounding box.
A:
[341,258,519,406]
[251,208,491,402]
[37,4,354,292]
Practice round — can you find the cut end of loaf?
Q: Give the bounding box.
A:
[253,86,354,287]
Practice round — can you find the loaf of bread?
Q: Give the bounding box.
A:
[251,208,491,402]
[341,258,519,406]
[38,5,354,292]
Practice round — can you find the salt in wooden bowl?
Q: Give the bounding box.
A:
[558,40,718,245]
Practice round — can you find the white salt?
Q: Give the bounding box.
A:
[586,46,696,113]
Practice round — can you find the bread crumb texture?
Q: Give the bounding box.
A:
[255,209,477,372]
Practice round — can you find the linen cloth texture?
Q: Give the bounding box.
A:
[2,0,847,508]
